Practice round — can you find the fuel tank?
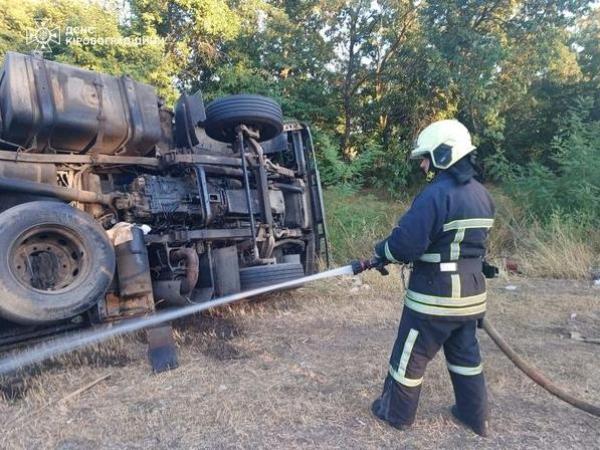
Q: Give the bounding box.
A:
[0,52,162,156]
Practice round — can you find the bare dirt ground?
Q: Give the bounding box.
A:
[1,269,599,449]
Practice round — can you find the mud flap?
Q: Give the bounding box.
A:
[146,324,179,373]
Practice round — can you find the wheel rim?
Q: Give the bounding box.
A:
[9,225,90,293]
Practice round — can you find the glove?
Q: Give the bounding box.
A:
[370,255,390,276]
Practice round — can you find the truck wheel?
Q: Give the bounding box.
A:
[0,201,115,325]
[204,95,283,143]
[239,262,305,291]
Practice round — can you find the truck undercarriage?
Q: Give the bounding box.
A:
[0,52,328,348]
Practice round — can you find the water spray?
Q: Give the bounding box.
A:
[0,263,359,375]
[1,257,598,419]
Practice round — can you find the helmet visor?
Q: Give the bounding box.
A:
[431,143,453,169]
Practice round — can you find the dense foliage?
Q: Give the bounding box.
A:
[0,0,598,223]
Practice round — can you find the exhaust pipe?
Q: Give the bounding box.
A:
[170,248,199,295]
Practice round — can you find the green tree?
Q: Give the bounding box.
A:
[0,0,178,103]
[127,0,244,93]
[419,0,590,168]
[0,0,598,205]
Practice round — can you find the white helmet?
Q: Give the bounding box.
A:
[410,119,476,169]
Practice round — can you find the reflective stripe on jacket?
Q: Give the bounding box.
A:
[383,163,495,319]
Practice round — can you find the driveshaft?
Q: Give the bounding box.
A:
[0,265,356,375]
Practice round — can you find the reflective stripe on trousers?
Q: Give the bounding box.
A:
[376,308,487,427]
[388,328,423,387]
[447,362,483,376]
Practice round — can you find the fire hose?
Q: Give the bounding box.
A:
[0,258,598,418]
[480,318,600,417]
[353,257,600,417]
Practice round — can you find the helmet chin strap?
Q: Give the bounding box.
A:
[425,169,436,182]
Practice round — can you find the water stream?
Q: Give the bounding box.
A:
[0,265,356,375]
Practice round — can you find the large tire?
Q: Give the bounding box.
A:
[239,262,305,291]
[0,201,115,325]
[204,95,284,143]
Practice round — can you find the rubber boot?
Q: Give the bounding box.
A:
[451,405,489,437]
[369,376,418,431]
[371,398,410,431]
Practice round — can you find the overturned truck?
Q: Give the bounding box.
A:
[0,52,328,346]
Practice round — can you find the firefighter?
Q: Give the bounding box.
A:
[370,119,495,437]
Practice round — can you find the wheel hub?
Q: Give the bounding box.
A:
[10,227,86,292]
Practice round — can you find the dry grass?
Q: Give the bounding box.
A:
[513,220,597,280]
[485,189,598,280]
[485,189,524,259]
[1,187,598,448]
[1,271,599,449]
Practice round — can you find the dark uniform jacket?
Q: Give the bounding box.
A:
[379,159,495,319]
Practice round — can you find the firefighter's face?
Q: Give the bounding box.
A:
[419,157,430,175]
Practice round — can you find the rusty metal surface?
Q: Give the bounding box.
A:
[113,226,154,299]
[170,248,199,296]
[283,121,303,132]
[0,160,56,183]
[0,176,115,205]
[0,149,161,167]
[144,228,253,244]
[0,51,325,351]
[146,325,178,373]
[165,152,243,167]
[97,292,155,322]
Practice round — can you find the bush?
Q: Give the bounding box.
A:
[363,139,413,197]
[313,129,366,188]
[313,129,415,196]
[507,98,600,225]
[485,187,525,259]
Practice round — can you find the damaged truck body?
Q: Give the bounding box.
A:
[0,52,329,346]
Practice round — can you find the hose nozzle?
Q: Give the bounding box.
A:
[350,256,389,276]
